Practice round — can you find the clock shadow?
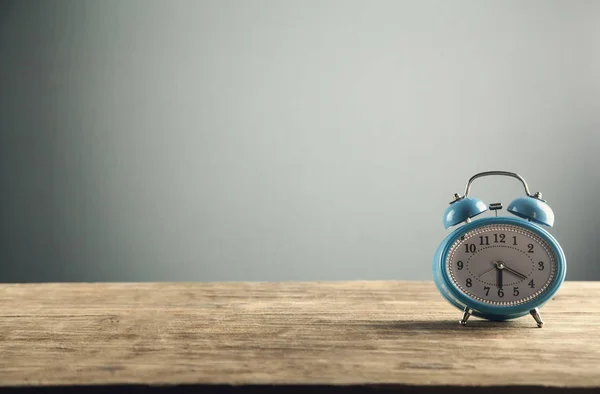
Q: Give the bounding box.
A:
[360,318,537,334]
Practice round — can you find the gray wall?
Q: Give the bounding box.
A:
[1,0,599,283]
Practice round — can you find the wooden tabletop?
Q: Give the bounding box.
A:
[1,281,599,393]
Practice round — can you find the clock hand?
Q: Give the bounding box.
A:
[497,267,503,289]
[501,264,528,280]
[479,265,497,278]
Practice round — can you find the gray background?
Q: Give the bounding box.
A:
[1,0,599,283]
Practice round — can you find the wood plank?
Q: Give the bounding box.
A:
[0,281,599,390]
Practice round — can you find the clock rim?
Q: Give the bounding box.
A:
[433,216,567,320]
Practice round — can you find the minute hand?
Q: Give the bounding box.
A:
[502,264,528,280]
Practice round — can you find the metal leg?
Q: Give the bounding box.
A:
[459,307,473,326]
[530,308,544,328]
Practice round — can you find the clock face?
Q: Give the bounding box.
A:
[446,223,557,306]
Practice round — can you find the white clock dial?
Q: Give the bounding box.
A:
[446,223,557,306]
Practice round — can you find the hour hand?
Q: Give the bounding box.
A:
[502,264,528,280]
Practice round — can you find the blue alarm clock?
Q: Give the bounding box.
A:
[433,171,566,327]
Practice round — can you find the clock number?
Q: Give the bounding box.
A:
[512,236,517,246]
[528,279,535,288]
[466,278,472,287]
[479,236,489,246]
[457,261,464,270]
[464,244,476,253]
[513,287,519,296]
[484,286,490,296]
[493,233,506,243]
[528,244,534,253]
[538,261,544,270]
[498,288,504,298]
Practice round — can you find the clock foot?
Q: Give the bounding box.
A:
[459,307,473,326]
[530,308,544,328]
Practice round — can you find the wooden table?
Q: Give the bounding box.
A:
[0,281,599,393]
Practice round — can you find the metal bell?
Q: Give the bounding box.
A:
[443,196,488,229]
[507,193,554,227]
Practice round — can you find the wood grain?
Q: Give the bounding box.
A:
[0,281,599,389]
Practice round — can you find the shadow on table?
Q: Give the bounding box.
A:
[357,318,538,332]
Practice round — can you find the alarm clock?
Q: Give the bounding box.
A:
[432,171,566,327]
